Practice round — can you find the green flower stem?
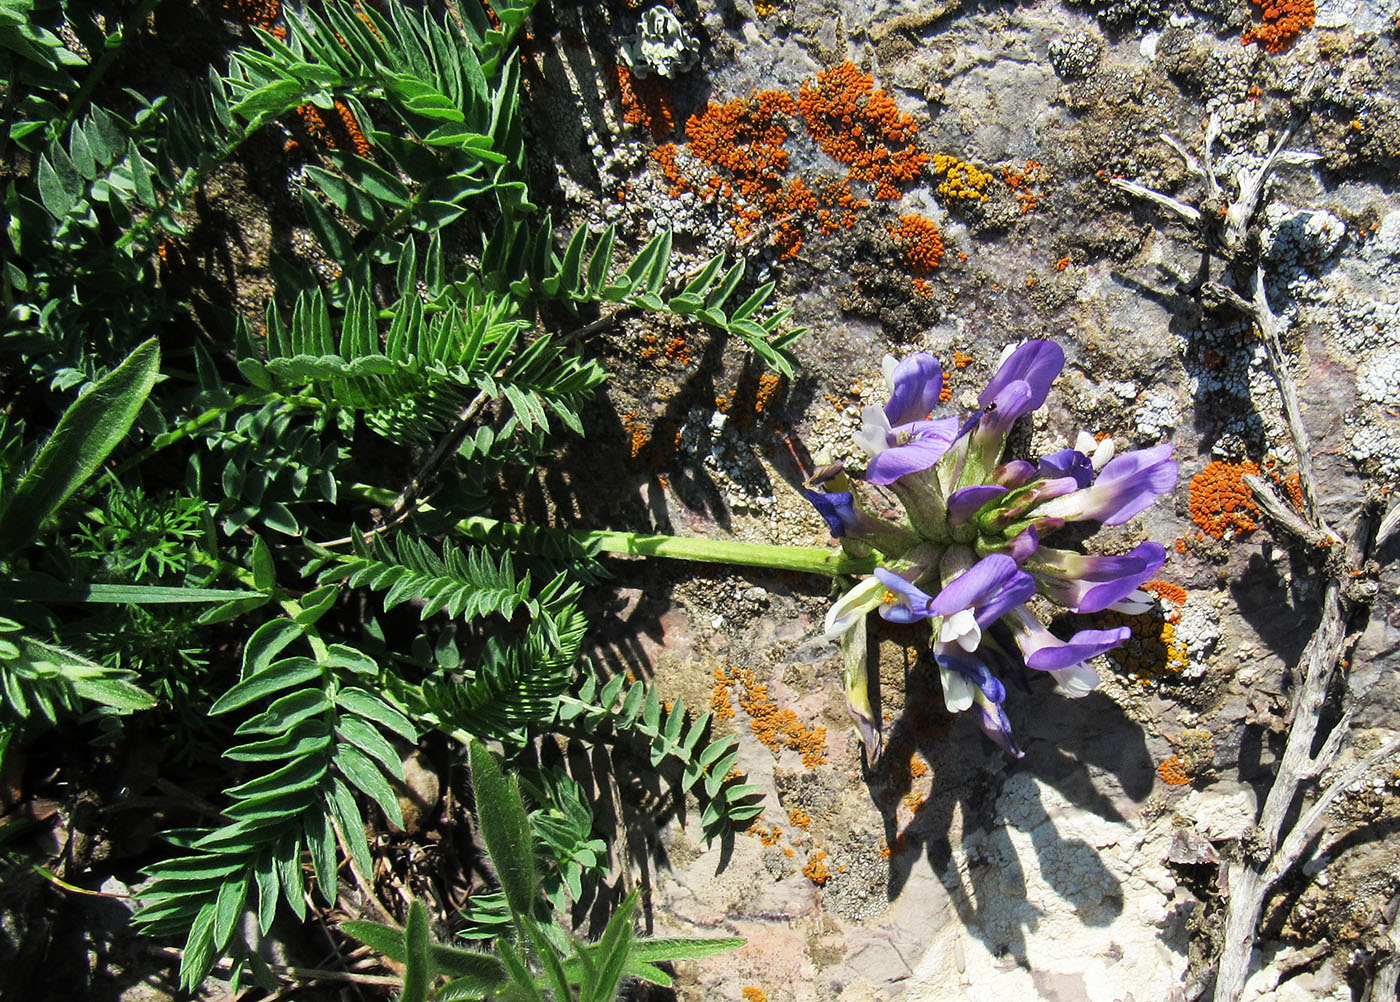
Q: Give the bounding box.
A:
[345,484,875,577]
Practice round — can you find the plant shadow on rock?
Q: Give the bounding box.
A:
[876,629,1150,967]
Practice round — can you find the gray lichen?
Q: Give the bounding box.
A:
[618,6,701,79]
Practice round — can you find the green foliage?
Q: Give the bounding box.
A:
[341,742,743,1001]
[560,671,764,839]
[0,338,158,557]
[502,223,807,378]
[0,0,805,992]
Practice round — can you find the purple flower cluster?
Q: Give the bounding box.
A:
[808,341,1177,760]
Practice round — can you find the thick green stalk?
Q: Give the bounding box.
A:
[344,484,875,577]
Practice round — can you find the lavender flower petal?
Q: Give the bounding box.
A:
[884,352,944,427]
[947,484,1007,526]
[1036,448,1094,489]
[979,340,1064,416]
[872,567,936,622]
[1033,443,1178,525]
[1034,542,1167,613]
[1024,626,1131,671]
[865,416,961,485]
[805,490,859,538]
[976,700,1023,758]
[929,554,1035,626]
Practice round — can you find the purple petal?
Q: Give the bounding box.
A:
[976,701,1023,758]
[1036,448,1094,489]
[872,567,936,622]
[947,485,1008,526]
[864,417,960,485]
[979,340,1064,416]
[1076,543,1167,613]
[929,554,1035,626]
[936,650,1006,704]
[991,460,1037,487]
[1024,626,1131,671]
[1033,443,1178,525]
[976,380,1034,441]
[1091,443,1178,525]
[805,490,858,537]
[885,353,944,427]
[1005,525,1040,562]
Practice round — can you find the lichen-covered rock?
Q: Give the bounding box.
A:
[618,5,701,79]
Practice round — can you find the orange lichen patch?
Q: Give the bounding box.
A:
[802,850,833,885]
[1280,472,1303,510]
[1054,256,1070,272]
[938,381,953,403]
[742,989,769,1002]
[1157,755,1191,786]
[1002,160,1046,213]
[952,350,973,369]
[1142,580,1187,607]
[757,826,783,847]
[294,104,336,148]
[931,153,992,202]
[624,411,650,462]
[663,334,693,367]
[1189,460,1260,538]
[755,0,778,14]
[719,665,829,767]
[1242,0,1314,53]
[797,61,930,200]
[787,807,812,830]
[888,214,945,274]
[614,65,675,140]
[878,834,909,859]
[908,755,928,779]
[334,101,372,158]
[225,0,285,35]
[755,372,783,415]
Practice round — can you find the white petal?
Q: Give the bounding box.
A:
[1049,662,1100,697]
[1075,429,1097,453]
[823,576,885,640]
[1107,589,1154,615]
[940,665,976,712]
[1091,437,1116,470]
[852,404,893,457]
[881,354,899,393]
[938,608,978,647]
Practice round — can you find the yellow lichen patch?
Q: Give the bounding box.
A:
[787,807,812,830]
[742,988,769,1002]
[1098,604,1189,682]
[932,153,992,202]
[1189,460,1260,539]
[802,850,833,885]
